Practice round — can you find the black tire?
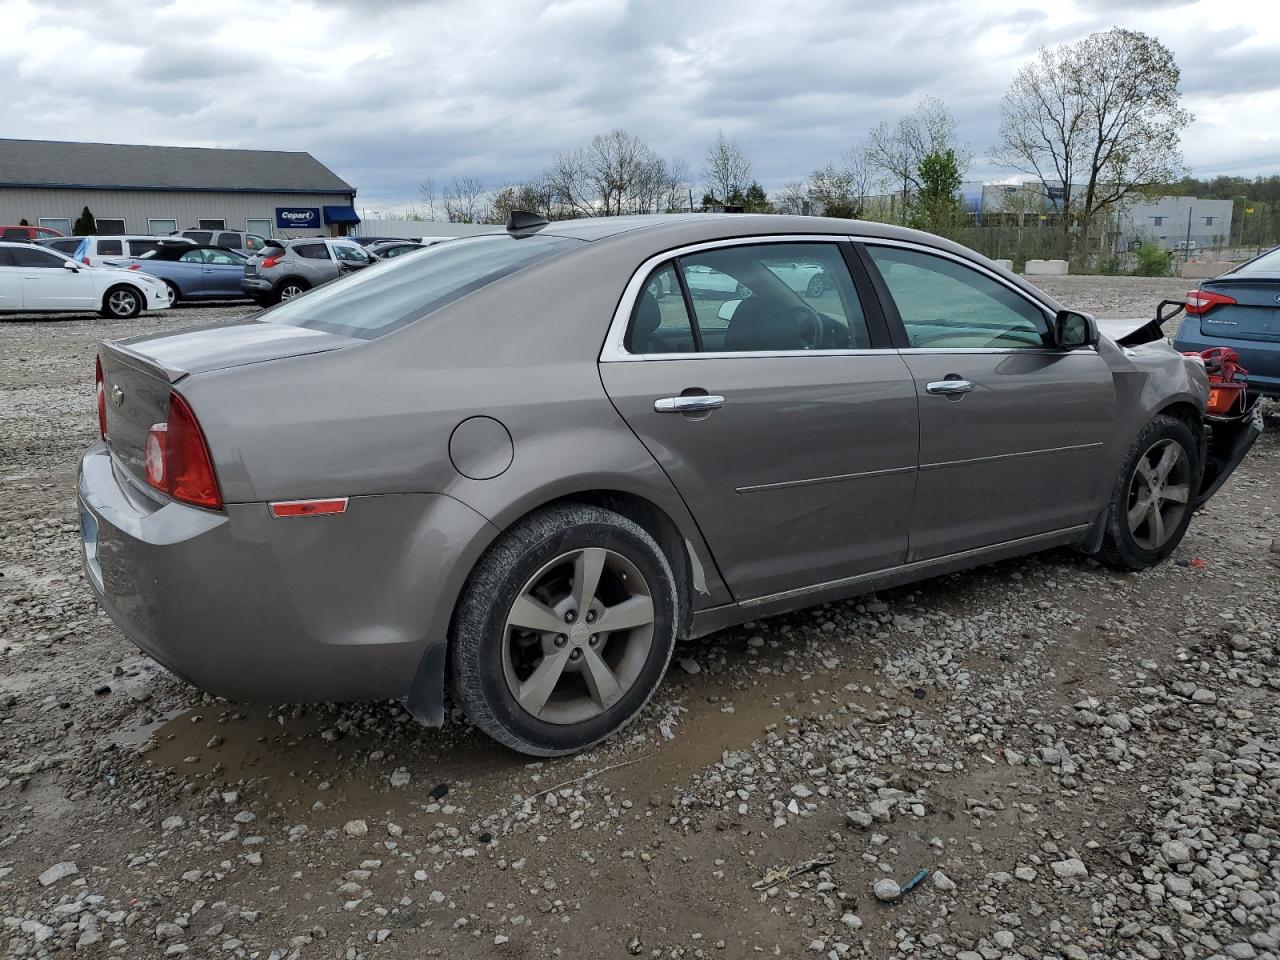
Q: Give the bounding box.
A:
[163,280,181,305]
[450,504,678,756]
[1096,414,1202,571]
[274,278,309,304]
[100,285,142,319]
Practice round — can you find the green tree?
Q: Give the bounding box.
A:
[19,218,29,226]
[912,149,962,232]
[73,206,97,235]
[742,181,771,213]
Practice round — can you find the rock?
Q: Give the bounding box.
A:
[127,684,152,702]
[38,861,78,886]
[790,784,813,799]
[678,658,701,675]
[845,810,873,830]
[390,768,411,788]
[155,922,184,940]
[841,913,863,930]
[873,878,901,902]
[161,815,184,831]
[1161,840,1191,865]
[343,819,368,838]
[1051,858,1087,879]
[932,870,956,892]
[1015,866,1037,882]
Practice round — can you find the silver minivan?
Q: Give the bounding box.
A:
[241,237,375,304]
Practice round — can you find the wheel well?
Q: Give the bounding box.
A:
[102,283,141,304]
[1156,400,1201,433]
[274,275,309,292]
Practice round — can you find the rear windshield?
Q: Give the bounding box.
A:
[262,234,578,339]
[1233,247,1280,276]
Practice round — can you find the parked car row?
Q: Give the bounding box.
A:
[0,240,172,317]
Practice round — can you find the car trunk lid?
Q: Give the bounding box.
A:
[1198,276,1280,343]
[98,322,359,485]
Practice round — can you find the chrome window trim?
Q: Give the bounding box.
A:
[600,234,861,362]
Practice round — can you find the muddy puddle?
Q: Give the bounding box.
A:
[106,642,893,831]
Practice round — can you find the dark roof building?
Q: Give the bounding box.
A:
[0,138,359,240]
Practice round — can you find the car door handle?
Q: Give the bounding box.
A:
[654,395,725,413]
[925,379,974,396]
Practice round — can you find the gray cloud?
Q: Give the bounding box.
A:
[1,0,1276,208]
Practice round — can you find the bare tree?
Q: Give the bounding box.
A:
[703,130,752,205]
[658,157,692,212]
[866,97,963,222]
[544,130,671,216]
[773,180,810,216]
[417,177,438,221]
[991,28,1192,259]
[443,176,490,223]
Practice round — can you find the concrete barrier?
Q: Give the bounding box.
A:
[1179,261,1233,280]
[1024,259,1069,276]
[993,258,1013,272]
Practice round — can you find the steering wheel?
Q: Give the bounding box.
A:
[792,305,824,349]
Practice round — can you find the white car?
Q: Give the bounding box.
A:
[73,235,194,267]
[0,241,173,318]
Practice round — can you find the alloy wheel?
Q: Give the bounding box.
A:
[502,548,656,725]
[280,284,304,301]
[1126,438,1191,550]
[108,290,138,316]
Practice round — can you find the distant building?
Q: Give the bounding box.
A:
[0,138,359,239]
[1115,195,1234,252]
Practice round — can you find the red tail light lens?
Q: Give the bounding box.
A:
[143,391,222,509]
[82,257,90,265]
[128,264,140,271]
[261,254,282,269]
[1185,289,1237,315]
[95,356,107,439]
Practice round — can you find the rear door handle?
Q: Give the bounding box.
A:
[925,379,974,396]
[654,395,725,413]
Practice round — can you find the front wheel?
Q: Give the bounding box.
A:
[806,274,826,297]
[450,504,678,756]
[100,285,142,319]
[1096,415,1201,571]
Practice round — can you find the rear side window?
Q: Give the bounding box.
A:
[128,240,162,257]
[184,231,213,245]
[866,246,1050,349]
[624,242,871,353]
[294,243,330,260]
[626,264,697,354]
[264,234,577,339]
[216,232,241,248]
[96,239,124,256]
[2,227,26,240]
[46,239,81,254]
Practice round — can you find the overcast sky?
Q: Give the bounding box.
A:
[2,0,1277,211]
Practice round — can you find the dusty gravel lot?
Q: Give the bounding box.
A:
[1,276,1278,960]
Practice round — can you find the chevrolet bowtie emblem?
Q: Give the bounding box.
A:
[111,384,124,407]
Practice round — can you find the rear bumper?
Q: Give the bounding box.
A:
[1173,321,1280,396]
[240,277,272,296]
[77,441,494,705]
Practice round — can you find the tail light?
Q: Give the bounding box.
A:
[1185,289,1237,315]
[261,254,282,269]
[95,356,107,439]
[127,264,140,271]
[144,391,222,509]
[82,257,91,265]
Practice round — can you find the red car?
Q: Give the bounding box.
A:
[1,224,65,241]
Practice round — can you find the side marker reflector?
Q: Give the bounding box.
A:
[270,497,349,518]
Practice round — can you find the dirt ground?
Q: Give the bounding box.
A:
[1,276,1277,960]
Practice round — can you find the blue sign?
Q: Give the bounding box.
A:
[275,207,320,229]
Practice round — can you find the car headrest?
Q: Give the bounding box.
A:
[723,296,803,352]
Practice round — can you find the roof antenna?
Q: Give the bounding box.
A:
[507,210,549,234]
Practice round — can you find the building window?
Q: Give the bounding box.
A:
[197,218,226,230]
[149,218,178,236]
[1204,216,1215,226]
[245,218,272,240]
[1151,216,1165,226]
[96,218,126,234]
[38,217,73,236]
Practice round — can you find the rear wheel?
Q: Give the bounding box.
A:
[450,504,678,756]
[806,274,826,297]
[274,278,309,303]
[1096,415,1201,571]
[100,285,142,319]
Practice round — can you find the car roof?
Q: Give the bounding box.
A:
[149,244,245,259]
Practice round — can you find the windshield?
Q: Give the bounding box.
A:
[262,234,578,339]
[1233,246,1280,276]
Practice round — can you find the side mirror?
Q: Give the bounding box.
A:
[718,298,742,322]
[1054,310,1097,349]
[63,260,80,272]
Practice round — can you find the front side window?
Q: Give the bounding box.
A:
[866,245,1050,349]
[626,264,697,354]
[333,243,371,263]
[178,250,205,263]
[96,239,124,256]
[679,243,870,352]
[263,234,577,339]
[293,242,331,261]
[205,248,244,265]
[245,233,267,252]
[9,246,65,268]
